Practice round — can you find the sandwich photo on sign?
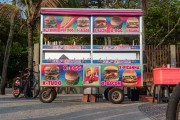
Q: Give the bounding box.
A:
[104,66,119,82]
[44,65,59,80]
[94,17,107,28]
[44,16,57,28]
[119,65,142,86]
[65,71,79,86]
[122,70,137,86]
[126,17,139,28]
[60,65,83,86]
[101,65,121,86]
[76,17,90,29]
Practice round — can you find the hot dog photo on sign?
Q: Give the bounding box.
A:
[59,16,90,32]
[60,16,77,28]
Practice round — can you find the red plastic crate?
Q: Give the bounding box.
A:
[153,68,180,85]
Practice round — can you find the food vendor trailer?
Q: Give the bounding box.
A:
[39,8,144,104]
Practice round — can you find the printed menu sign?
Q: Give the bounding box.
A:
[101,65,121,86]
[83,65,101,86]
[41,64,83,86]
[43,16,90,33]
[60,65,83,86]
[43,15,139,33]
[119,65,142,87]
[41,64,62,86]
[93,16,139,33]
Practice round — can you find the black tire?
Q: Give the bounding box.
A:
[24,83,33,98]
[166,83,180,120]
[52,88,57,101]
[108,88,124,104]
[39,88,56,103]
[12,79,21,98]
[24,79,40,99]
[32,80,40,98]
[104,88,112,101]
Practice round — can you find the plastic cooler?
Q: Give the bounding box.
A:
[153,68,180,85]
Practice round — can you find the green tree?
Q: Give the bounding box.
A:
[144,0,180,46]
[0,0,66,94]
[0,0,21,94]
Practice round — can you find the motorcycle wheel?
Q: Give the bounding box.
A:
[166,83,180,120]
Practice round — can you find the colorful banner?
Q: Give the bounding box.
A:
[59,65,83,86]
[93,16,139,33]
[101,65,121,86]
[43,15,139,33]
[42,60,141,65]
[41,64,142,87]
[43,45,140,50]
[41,64,83,86]
[41,64,62,86]
[43,15,91,33]
[43,45,91,49]
[93,60,140,64]
[83,65,101,86]
[42,59,139,64]
[43,59,91,64]
[93,45,140,50]
[119,65,142,87]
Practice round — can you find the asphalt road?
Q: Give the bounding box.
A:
[0,88,167,120]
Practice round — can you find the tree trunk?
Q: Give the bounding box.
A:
[27,21,34,69]
[0,14,15,95]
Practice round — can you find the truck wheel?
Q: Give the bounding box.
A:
[104,88,112,101]
[39,88,56,103]
[166,83,180,120]
[108,88,124,104]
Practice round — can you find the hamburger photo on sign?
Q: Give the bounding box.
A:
[122,70,137,86]
[65,71,79,86]
[126,17,139,28]
[104,66,119,82]
[76,17,90,29]
[94,17,107,28]
[44,65,59,80]
[44,16,57,28]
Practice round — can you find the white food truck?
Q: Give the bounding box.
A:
[39,8,144,104]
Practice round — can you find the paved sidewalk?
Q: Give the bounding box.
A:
[139,103,167,120]
[0,88,167,120]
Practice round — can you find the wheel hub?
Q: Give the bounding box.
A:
[112,91,121,101]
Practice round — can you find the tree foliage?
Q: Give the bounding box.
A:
[0,13,28,82]
[144,0,180,45]
[0,0,179,86]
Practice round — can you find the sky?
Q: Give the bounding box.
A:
[0,0,11,3]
